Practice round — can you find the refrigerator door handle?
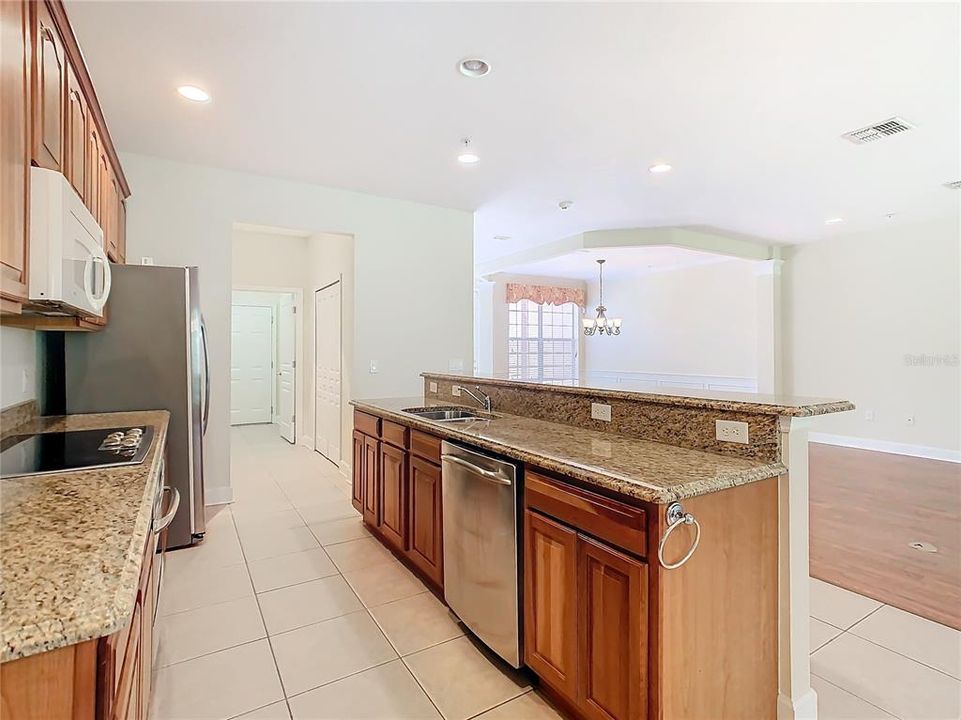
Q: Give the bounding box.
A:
[200,316,211,436]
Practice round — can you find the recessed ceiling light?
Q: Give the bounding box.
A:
[177,85,211,103]
[558,201,574,211]
[825,217,844,225]
[493,235,511,241]
[649,163,672,174]
[457,138,479,164]
[458,58,491,78]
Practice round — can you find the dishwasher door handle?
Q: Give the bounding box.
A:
[441,454,513,485]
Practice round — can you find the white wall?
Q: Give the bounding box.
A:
[583,259,759,380]
[0,327,40,410]
[784,218,960,453]
[304,232,355,466]
[122,153,473,501]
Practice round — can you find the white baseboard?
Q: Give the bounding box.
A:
[778,688,818,720]
[205,486,234,506]
[808,432,961,463]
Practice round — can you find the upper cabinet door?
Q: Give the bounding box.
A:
[32,1,64,172]
[0,0,31,307]
[85,124,101,219]
[65,61,88,201]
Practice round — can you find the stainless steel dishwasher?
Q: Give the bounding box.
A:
[441,441,522,668]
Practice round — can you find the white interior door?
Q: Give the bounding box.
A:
[314,281,341,464]
[276,296,296,443]
[231,304,273,425]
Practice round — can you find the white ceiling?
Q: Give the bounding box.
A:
[66,2,960,264]
[497,246,747,281]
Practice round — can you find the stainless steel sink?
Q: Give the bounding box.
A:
[402,407,487,422]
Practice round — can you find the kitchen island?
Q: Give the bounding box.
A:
[351,373,853,720]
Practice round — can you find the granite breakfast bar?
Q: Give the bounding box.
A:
[351,373,853,720]
[0,406,170,718]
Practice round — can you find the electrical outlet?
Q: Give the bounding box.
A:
[140,256,154,265]
[452,385,462,397]
[716,420,749,444]
[369,360,378,374]
[591,402,612,422]
[864,410,875,421]
[429,381,438,393]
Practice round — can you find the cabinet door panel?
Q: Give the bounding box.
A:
[351,430,365,513]
[406,456,443,587]
[577,535,647,720]
[524,510,578,701]
[379,442,407,552]
[362,435,379,527]
[32,0,64,171]
[0,0,31,304]
[85,124,101,218]
[117,197,126,263]
[65,61,88,200]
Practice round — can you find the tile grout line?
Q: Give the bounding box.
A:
[229,503,296,720]
[809,672,901,719]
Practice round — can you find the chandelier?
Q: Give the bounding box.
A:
[583,259,621,336]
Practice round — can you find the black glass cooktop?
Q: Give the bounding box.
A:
[0,426,154,479]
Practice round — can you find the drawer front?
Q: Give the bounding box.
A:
[381,419,409,449]
[525,470,647,558]
[354,409,381,437]
[410,430,442,464]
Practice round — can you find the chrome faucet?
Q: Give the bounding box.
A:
[457,385,492,413]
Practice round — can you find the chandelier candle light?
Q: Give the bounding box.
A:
[583,259,621,336]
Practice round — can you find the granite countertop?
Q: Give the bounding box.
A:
[421,372,854,417]
[0,410,170,663]
[352,398,786,504]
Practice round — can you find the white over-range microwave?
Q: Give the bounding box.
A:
[28,167,111,318]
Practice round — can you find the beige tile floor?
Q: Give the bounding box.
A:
[150,424,961,719]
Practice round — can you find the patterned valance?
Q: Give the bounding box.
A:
[506,283,586,309]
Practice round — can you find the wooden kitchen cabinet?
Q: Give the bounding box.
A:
[65,61,88,201]
[0,0,32,312]
[523,507,648,720]
[352,411,444,592]
[379,442,407,552]
[406,454,443,587]
[362,434,380,527]
[524,510,579,701]
[351,430,365,512]
[1,0,131,324]
[31,0,64,172]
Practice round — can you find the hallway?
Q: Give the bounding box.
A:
[149,425,556,719]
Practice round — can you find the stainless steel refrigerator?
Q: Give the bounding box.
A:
[64,265,209,548]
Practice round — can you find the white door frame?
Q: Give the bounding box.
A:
[313,276,342,466]
[232,285,304,438]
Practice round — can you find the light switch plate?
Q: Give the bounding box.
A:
[429,381,438,393]
[591,402,612,422]
[369,360,379,374]
[452,385,462,397]
[716,420,749,444]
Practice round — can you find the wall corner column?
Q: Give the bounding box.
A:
[756,258,784,395]
[776,414,817,720]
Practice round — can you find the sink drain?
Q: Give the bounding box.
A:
[909,541,938,553]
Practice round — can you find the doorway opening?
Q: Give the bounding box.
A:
[230,289,300,443]
[313,279,342,465]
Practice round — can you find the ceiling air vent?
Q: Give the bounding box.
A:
[944,180,961,190]
[842,117,915,145]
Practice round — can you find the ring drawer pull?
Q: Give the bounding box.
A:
[657,502,701,570]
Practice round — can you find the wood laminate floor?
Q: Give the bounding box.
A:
[809,443,961,630]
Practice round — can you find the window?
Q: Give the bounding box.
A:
[508,299,579,380]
